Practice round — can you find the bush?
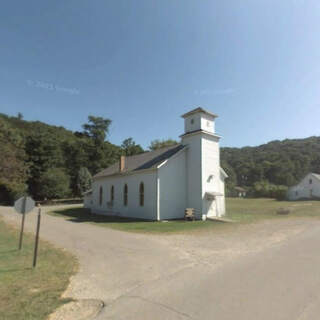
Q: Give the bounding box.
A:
[273,186,288,201]
[0,183,27,205]
[77,167,92,195]
[251,181,288,200]
[38,168,71,200]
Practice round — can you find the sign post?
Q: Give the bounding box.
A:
[18,197,26,250]
[14,196,35,250]
[33,204,41,268]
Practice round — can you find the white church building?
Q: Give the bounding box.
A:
[85,107,227,220]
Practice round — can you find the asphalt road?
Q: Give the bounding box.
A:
[1,205,320,320]
[100,224,320,320]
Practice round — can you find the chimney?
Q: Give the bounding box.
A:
[119,155,125,172]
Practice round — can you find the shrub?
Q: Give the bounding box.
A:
[38,168,71,199]
[252,181,288,200]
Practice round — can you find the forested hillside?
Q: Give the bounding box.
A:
[0,113,143,204]
[221,136,320,196]
[1,112,319,203]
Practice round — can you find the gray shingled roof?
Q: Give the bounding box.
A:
[312,173,320,181]
[181,107,218,119]
[94,144,185,179]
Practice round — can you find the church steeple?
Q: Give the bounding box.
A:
[181,107,218,136]
[179,107,224,218]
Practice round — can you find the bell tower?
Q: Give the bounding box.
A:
[180,107,225,217]
[182,107,217,135]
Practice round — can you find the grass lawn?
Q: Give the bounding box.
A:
[0,219,77,320]
[227,198,320,223]
[50,198,320,234]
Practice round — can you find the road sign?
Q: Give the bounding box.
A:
[14,196,35,250]
[14,196,35,214]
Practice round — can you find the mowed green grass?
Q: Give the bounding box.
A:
[227,198,320,223]
[50,198,320,234]
[0,219,77,320]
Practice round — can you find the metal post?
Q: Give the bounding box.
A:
[18,196,27,250]
[33,205,41,268]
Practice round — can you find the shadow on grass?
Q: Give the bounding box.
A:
[51,208,153,224]
[0,249,18,255]
[50,207,222,234]
[0,267,32,274]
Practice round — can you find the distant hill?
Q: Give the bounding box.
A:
[221,136,320,192]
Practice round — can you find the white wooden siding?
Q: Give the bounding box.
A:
[91,171,158,220]
[288,173,320,200]
[201,134,225,217]
[181,133,203,216]
[158,149,187,220]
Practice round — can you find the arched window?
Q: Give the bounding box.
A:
[99,186,103,206]
[124,184,128,206]
[111,185,114,202]
[139,182,144,207]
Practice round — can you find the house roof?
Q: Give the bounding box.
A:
[220,167,229,178]
[181,107,218,119]
[94,144,185,179]
[289,172,320,190]
[311,173,320,181]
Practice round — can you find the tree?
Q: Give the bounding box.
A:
[221,161,237,196]
[62,138,90,195]
[149,139,178,151]
[121,138,144,156]
[82,116,112,144]
[0,113,122,199]
[251,181,288,200]
[17,112,24,120]
[25,129,64,199]
[38,168,71,199]
[82,116,115,174]
[0,118,28,204]
[77,167,92,195]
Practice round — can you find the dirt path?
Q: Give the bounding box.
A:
[1,205,319,319]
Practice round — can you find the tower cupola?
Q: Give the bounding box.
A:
[181,107,218,135]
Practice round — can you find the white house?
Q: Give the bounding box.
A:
[85,107,227,220]
[288,173,320,200]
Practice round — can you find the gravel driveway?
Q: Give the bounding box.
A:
[1,205,319,319]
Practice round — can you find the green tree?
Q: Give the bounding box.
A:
[82,116,112,144]
[149,139,178,151]
[77,167,92,195]
[121,138,144,156]
[62,138,90,195]
[25,129,64,199]
[82,116,114,174]
[0,118,28,204]
[250,181,288,200]
[221,161,237,196]
[38,168,71,199]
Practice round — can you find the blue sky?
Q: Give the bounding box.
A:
[1,0,319,148]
